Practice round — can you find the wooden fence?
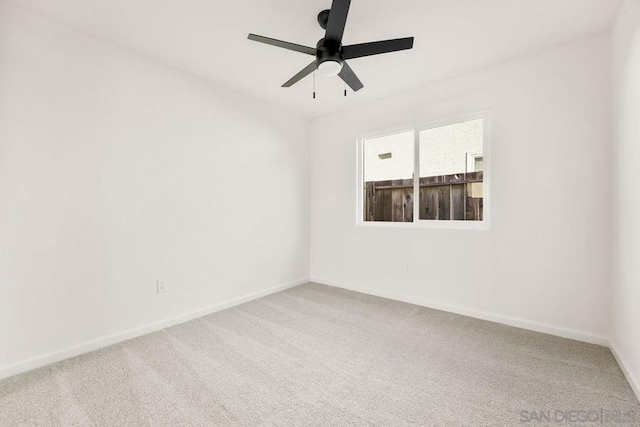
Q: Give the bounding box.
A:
[364,171,483,222]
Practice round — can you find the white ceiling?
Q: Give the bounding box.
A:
[11,0,621,119]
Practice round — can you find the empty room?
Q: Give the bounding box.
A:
[1,0,639,425]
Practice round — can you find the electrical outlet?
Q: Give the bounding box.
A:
[405,265,410,273]
[157,279,168,293]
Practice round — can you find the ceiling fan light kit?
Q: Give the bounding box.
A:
[318,60,343,77]
[248,0,414,95]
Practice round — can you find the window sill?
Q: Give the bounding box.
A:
[357,220,490,230]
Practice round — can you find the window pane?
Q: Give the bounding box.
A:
[418,119,484,221]
[363,130,414,222]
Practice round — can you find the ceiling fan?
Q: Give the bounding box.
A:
[247,0,414,93]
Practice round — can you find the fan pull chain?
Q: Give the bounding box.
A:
[313,71,316,99]
[343,68,347,97]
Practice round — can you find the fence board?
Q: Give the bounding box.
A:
[451,184,466,220]
[403,190,413,222]
[364,171,483,222]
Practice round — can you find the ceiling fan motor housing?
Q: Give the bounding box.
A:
[316,38,343,69]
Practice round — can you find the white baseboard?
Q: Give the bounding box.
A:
[0,278,308,381]
[311,277,610,347]
[609,341,640,402]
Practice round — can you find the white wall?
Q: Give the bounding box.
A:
[419,119,484,177]
[0,3,310,372]
[363,131,414,181]
[611,0,640,397]
[363,119,483,182]
[310,34,612,343]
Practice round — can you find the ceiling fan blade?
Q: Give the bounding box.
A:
[339,62,364,92]
[342,37,414,60]
[325,0,351,43]
[282,61,318,87]
[248,34,316,55]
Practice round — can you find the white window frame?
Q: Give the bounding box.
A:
[467,151,484,172]
[356,110,491,230]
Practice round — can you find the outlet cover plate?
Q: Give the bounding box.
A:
[157,279,168,293]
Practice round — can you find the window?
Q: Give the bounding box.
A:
[362,130,414,223]
[359,113,489,227]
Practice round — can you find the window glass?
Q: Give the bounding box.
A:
[418,119,484,221]
[363,130,414,222]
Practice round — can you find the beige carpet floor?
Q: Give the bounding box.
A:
[1,283,639,426]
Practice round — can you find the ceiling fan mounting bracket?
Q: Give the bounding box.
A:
[317,9,330,30]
